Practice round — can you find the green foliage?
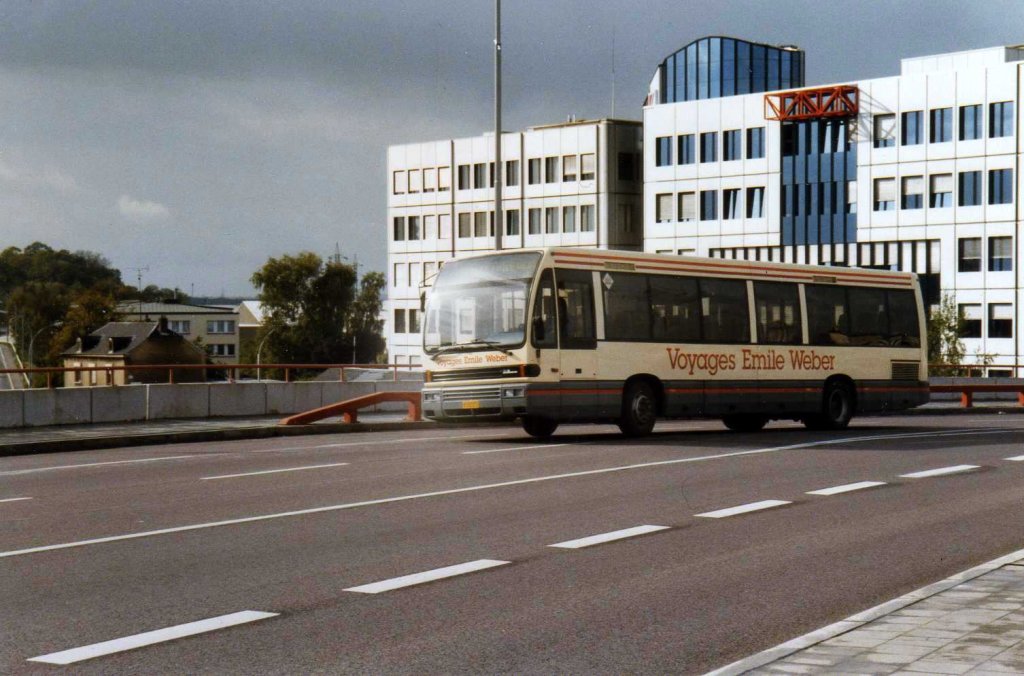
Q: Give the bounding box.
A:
[46,290,120,363]
[251,252,385,369]
[927,293,966,376]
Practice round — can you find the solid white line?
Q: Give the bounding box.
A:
[344,559,509,594]
[253,432,511,453]
[0,497,33,503]
[1005,455,1024,462]
[0,455,198,476]
[696,500,791,519]
[806,481,887,496]
[899,464,980,478]
[27,611,278,665]
[0,428,1008,559]
[549,524,670,549]
[463,443,567,455]
[200,462,350,481]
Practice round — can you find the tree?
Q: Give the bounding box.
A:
[351,271,386,363]
[251,252,383,370]
[927,293,966,376]
[46,289,119,363]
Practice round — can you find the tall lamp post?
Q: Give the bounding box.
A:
[28,321,61,368]
[255,326,278,382]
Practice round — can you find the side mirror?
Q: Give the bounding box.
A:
[532,316,545,342]
[419,292,426,313]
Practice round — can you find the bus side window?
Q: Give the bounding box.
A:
[556,269,597,349]
[806,285,850,345]
[531,269,557,348]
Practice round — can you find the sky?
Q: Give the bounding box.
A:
[2,0,1023,296]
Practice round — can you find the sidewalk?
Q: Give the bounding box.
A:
[715,548,1024,675]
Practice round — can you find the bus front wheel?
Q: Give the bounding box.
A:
[722,414,768,432]
[522,416,558,439]
[619,381,657,437]
[803,381,854,430]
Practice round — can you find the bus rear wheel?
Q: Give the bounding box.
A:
[618,381,657,437]
[803,381,854,430]
[522,416,558,439]
[722,414,768,432]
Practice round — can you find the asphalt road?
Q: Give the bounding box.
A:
[0,341,25,390]
[2,414,1024,674]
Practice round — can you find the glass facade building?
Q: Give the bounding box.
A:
[656,37,805,104]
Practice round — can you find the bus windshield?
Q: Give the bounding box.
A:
[423,252,541,355]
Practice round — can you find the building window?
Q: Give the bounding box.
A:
[545,207,558,233]
[408,169,421,193]
[959,170,982,206]
[930,107,952,143]
[562,206,576,232]
[488,162,496,188]
[958,237,981,272]
[407,216,420,240]
[655,137,672,166]
[617,152,635,181]
[457,212,471,238]
[677,192,696,221]
[424,214,436,239]
[746,186,765,218]
[422,168,436,193]
[506,209,520,236]
[723,129,741,161]
[677,134,695,164]
[438,166,451,191]
[528,208,541,234]
[168,320,190,335]
[989,304,1013,339]
[580,204,595,232]
[873,114,896,148]
[989,236,1013,272]
[723,188,740,219]
[544,157,559,184]
[700,190,717,220]
[901,176,923,209]
[959,304,982,338]
[409,309,420,334]
[873,177,895,211]
[457,164,471,190]
[990,101,1014,138]
[394,309,406,334]
[846,181,857,214]
[207,320,236,335]
[562,155,577,182]
[930,174,953,208]
[527,158,542,185]
[473,163,487,189]
[392,263,404,287]
[700,132,717,162]
[392,216,406,241]
[901,111,923,145]
[619,203,635,233]
[473,212,487,237]
[580,153,596,181]
[505,160,520,187]
[210,344,236,357]
[439,213,452,239]
[746,127,765,159]
[392,170,407,195]
[656,193,673,222]
[989,168,1013,205]
[959,104,982,141]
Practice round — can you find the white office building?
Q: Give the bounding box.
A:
[644,38,1024,372]
[386,118,643,366]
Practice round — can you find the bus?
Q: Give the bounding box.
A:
[420,247,928,438]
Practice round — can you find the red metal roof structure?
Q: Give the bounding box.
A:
[764,85,859,122]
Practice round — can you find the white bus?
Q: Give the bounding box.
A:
[421,248,928,438]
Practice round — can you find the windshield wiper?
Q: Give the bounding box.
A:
[432,340,510,355]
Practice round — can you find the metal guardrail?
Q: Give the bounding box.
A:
[0,363,422,389]
[279,391,422,425]
[930,384,1024,408]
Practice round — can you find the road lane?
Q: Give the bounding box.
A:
[4,415,1024,673]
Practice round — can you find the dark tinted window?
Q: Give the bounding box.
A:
[700,278,749,343]
[754,282,801,344]
[603,272,650,341]
[556,269,596,349]
[531,269,557,348]
[887,290,921,346]
[849,287,888,344]
[650,275,701,342]
[806,285,849,345]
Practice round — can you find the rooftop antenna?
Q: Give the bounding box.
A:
[127,266,149,317]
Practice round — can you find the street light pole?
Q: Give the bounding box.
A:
[255,326,278,382]
[28,321,61,368]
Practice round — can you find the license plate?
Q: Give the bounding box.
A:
[461,400,480,410]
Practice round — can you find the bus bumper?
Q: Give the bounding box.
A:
[422,383,529,422]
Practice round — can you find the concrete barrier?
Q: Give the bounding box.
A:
[321,382,375,408]
[266,382,323,415]
[24,388,92,426]
[147,384,210,420]
[209,383,267,417]
[0,390,24,427]
[92,386,147,423]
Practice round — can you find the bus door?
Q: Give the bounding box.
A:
[555,269,599,418]
[752,281,807,414]
[529,268,561,417]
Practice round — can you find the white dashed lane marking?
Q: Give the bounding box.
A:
[1005,455,1024,462]
[549,525,670,549]
[0,455,199,476]
[899,464,980,479]
[462,443,567,455]
[344,559,510,594]
[200,463,350,481]
[27,611,278,665]
[695,500,792,519]
[0,497,33,503]
[806,481,887,496]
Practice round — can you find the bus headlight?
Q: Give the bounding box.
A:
[422,390,441,403]
[503,386,526,399]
